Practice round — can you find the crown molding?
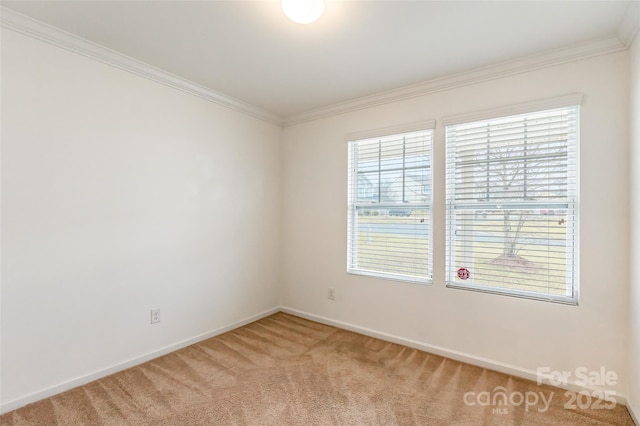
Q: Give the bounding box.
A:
[1,6,632,129]
[0,7,284,126]
[283,37,625,127]
[618,0,640,48]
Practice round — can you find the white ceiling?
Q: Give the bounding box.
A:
[1,0,635,120]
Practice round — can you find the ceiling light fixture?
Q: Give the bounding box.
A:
[282,0,325,24]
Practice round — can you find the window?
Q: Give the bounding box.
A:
[445,103,579,303]
[347,124,433,283]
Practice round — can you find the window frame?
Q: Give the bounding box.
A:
[346,121,435,285]
[443,94,582,304]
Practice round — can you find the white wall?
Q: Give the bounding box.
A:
[1,28,282,408]
[629,30,640,420]
[282,52,630,395]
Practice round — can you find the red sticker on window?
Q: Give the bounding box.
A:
[457,267,470,280]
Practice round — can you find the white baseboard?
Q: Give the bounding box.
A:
[0,306,280,414]
[280,306,630,406]
[628,400,639,425]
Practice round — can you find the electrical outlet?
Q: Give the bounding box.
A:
[328,288,336,300]
[151,308,161,324]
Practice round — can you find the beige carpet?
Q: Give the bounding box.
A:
[0,312,634,425]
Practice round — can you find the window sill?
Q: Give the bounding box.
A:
[445,282,578,305]
[348,269,433,285]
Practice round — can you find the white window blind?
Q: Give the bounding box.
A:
[348,128,433,283]
[445,106,579,303]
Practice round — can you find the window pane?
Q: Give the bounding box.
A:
[352,207,431,281]
[348,128,433,283]
[447,208,575,298]
[445,106,578,303]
